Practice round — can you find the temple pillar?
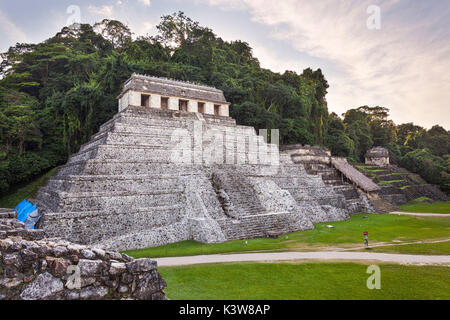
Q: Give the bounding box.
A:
[129,91,141,106]
[219,105,229,117]
[188,100,198,113]
[205,102,214,115]
[151,94,161,108]
[168,97,179,110]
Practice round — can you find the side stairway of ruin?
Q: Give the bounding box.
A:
[281,145,376,214]
[354,164,449,205]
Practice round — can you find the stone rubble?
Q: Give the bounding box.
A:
[0,211,166,300]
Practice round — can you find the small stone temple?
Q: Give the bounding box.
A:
[365,146,390,167]
[35,74,374,251]
[118,74,230,117]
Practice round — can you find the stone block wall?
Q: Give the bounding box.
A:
[0,211,166,300]
[35,106,358,251]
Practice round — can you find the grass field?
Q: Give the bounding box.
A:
[378,179,405,185]
[125,213,450,258]
[159,262,450,300]
[359,241,450,255]
[0,168,58,209]
[399,200,450,214]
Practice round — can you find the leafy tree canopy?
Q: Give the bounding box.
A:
[0,12,448,195]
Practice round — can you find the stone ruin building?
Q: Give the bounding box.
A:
[280,145,380,213]
[365,147,390,167]
[34,74,377,251]
[0,209,166,300]
[362,147,448,205]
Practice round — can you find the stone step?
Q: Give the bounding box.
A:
[98,114,121,132]
[323,178,345,185]
[117,114,264,140]
[0,211,16,219]
[345,199,366,214]
[38,188,185,212]
[41,188,185,199]
[78,131,109,153]
[69,143,280,165]
[369,198,398,213]
[79,136,195,155]
[56,160,204,176]
[46,175,183,193]
[216,212,310,240]
[43,205,185,244]
[109,122,258,139]
[117,113,190,128]
[380,193,407,206]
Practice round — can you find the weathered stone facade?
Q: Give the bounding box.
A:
[0,210,166,300]
[34,77,361,251]
[280,144,331,164]
[118,74,230,116]
[365,147,390,167]
[281,145,376,214]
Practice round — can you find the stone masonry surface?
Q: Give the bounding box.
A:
[35,104,361,251]
[0,210,166,300]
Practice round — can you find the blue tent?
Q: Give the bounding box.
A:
[18,204,36,223]
[14,199,27,212]
[17,202,32,217]
[14,199,41,228]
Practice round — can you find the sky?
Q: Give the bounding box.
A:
[0,0,449,129]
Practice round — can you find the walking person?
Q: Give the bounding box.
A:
[364,231,369,246]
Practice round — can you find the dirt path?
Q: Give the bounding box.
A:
[156,251,450,267]
[340,238,450,251]
[390,211,450,217]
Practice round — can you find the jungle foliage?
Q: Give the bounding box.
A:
[0,12,448,196]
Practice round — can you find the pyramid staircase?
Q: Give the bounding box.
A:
[297,161,375,214]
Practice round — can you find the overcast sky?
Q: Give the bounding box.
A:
[0,0,449,129]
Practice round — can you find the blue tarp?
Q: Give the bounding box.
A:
[14,199,41,229]
[17,203,34,221]
[15,199,27,212]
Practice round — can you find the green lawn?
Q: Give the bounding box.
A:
[0,167,58,208]
[399,200,450,214]
[378,180,404,185]
[125,213,450,258]
[159,262,450,300]
[359,241,450,255]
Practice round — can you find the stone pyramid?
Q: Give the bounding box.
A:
[35,80,352,251]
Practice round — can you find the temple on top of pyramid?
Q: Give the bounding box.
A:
[118,73,231,116]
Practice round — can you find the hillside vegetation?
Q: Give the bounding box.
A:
[0,12,448,197]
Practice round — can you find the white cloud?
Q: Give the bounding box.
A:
[87,5,114,17]
[0,9,28,45]
[251,43,308,74]
[138,0,151,7]
[134,21,155,36]
[204,0,450,128]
